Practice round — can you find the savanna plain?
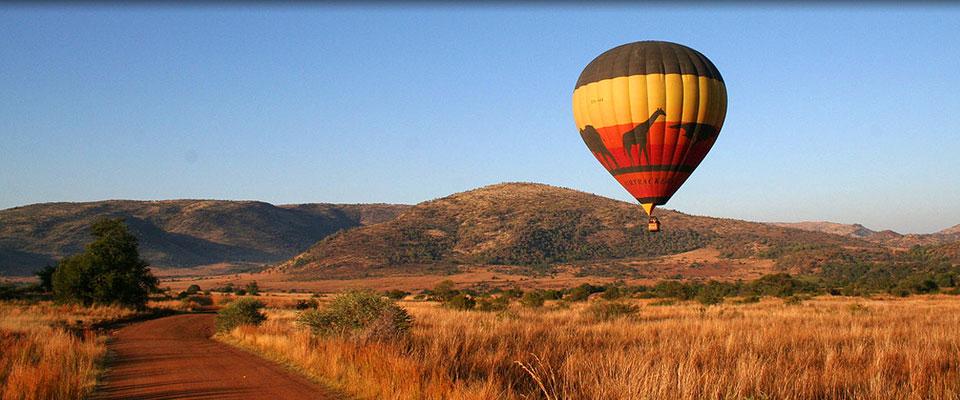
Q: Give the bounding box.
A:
[221,294,960,400]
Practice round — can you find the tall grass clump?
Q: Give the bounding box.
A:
[297,290,412,340]
[0,301,137,400]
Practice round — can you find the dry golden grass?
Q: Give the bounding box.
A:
[0,302,136,400]
[220,295,960,400]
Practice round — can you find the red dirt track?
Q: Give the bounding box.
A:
[93,313,341,400]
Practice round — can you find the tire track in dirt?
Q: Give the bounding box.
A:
[93,313,342,400]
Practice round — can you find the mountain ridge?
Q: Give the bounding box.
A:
[0,199,409,276]
[272,182,891,279]
[4,184,956,278]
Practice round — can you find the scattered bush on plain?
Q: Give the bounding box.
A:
[215,298,266,332]
[297,290,412,341]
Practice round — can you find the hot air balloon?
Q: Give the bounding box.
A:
[573,41,727,232]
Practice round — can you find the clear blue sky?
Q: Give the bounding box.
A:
[2,4,958,234]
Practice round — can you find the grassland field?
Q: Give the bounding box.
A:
[219,294,960,400]
[4,289,960,400]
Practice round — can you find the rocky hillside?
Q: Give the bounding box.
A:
[0,200,408,276]
[274,183,886,278]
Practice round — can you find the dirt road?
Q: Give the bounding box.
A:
[93,313,341,400]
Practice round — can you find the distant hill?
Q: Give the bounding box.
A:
[0,200,408,276]
[773,221,960,249]
[273,183,886,279]
[939,224,960,236]
[772,221,878,238]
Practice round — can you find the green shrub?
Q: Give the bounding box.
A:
[297,290,412,340]
[695,289,725,306]
[891,287,911,297]
[602,286,624,300]
[294,299,319,310]
[565,286,591,302]
[215,298,266,332]
[431,280,458,302]
[735,295,761,304]
[476,296,509,312]
[783,295,804,305]
[235,289,248,296]
[520,291,546,308]
[847,303,870,315]
[585,301,639,321]
[542,289,564,300]
[895,277,938,295]
[245,281,260,296]
[180,295,213,311]
[648,299,675,306]
[934,272,956,288]
[445,294,476,311]
[0,282,20,300]
[185,284,201,295]
[384,289,410,300]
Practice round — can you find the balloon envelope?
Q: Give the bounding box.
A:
[572,41,727,215]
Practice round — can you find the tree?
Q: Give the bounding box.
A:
[36,264,56,292]
[52,217,158,309]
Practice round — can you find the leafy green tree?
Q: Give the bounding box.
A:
[52,218,158,309]
[35,264,56,292]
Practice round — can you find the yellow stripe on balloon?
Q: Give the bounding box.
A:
[572,74,726,130]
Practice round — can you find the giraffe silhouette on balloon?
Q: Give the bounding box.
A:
[669,122,720,145]
[579,125,618,169]
[622,108,666,164]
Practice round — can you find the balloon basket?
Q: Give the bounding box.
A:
[647,217,661,233]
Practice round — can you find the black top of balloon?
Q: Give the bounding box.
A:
[575,41,724,90]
